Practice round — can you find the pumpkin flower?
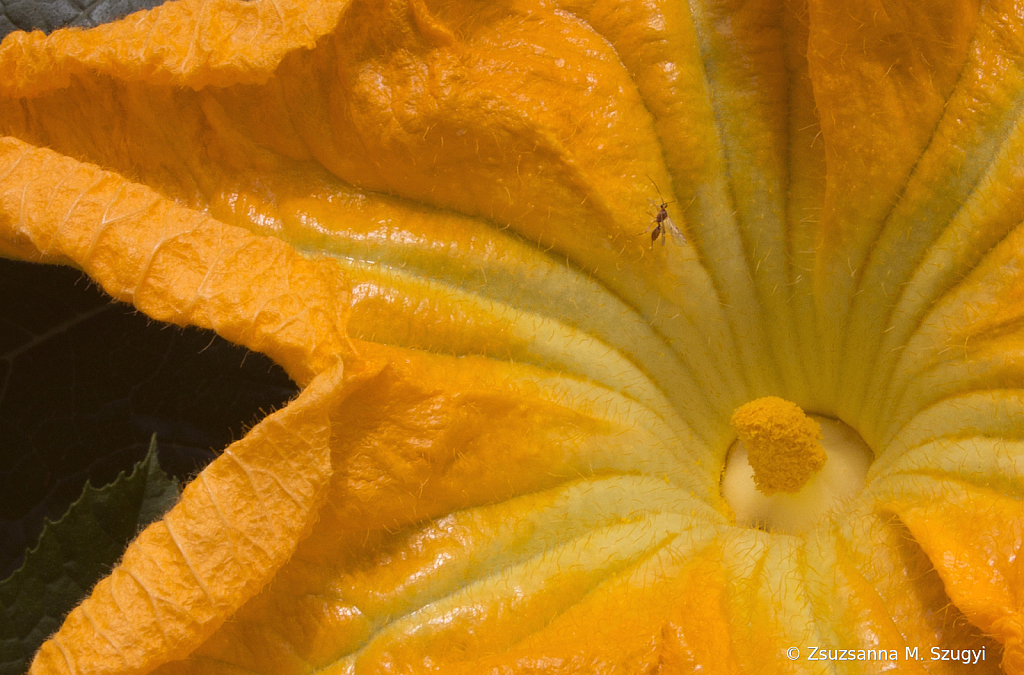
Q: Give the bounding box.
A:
[3,0,1024,671]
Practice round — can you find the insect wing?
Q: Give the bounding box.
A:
[661,214,685,245]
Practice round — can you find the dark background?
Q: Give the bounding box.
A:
[0,258,298,580]
[0,0,291,582]
[0,0,166,39]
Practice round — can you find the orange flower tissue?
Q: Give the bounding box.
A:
[0,0,1021,672]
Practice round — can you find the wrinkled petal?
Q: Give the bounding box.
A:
[30,361,341,674]
[887,482,1024,672]
[0,136,351,383]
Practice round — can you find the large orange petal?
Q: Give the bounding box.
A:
[29,361,342,675]
[0,136,351,384]
[807,0,981,403]
[889,483,1024,672]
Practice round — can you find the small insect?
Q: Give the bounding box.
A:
[641,178,686,248]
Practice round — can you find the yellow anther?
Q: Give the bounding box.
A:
[730,397,827,496]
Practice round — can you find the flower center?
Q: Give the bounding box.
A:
[721,397,873,533]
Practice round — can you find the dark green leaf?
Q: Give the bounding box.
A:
[0,436,178,675]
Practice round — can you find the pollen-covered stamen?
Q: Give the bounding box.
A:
[730,397,827,496]
[722,399,873,533]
